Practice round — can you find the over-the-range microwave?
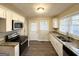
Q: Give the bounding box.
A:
[12,20,23,30]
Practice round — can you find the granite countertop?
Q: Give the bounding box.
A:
[50,32,79,56]
[63,42,79,55]
[0,42,19,47]
[0,31,19,47]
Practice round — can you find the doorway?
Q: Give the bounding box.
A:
[28,18,50,41]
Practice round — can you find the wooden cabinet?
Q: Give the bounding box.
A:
[19,16,25,35]
[0,7,5,18]
[0,42,19,56]
[0,5,27,35]
[12,12,19,20]
[49,33,63,56]
[0,6,6,32]
[52,18,58,28]
[6,9,13,31]
[0,18,6,32]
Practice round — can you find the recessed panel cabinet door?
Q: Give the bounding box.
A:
[0,8,5,18]
[52,18,58,28]
[18,16,25,35]
[12,12,19,20]
[49,34,63,56]
[6,9,13,31]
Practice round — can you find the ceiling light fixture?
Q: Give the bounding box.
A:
[36,7,44,13]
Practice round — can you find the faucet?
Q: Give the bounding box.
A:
[66,32,71,41]
[66,32,69,40]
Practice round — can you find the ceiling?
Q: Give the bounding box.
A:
[12,3,74,17]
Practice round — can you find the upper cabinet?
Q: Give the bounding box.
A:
[6,9,13,31]
[12,11,26,35]
[0,5,26,36]
[52,18,58,28]
[12,12,19,20]
[17,15,25,35]
[0,7,6,18]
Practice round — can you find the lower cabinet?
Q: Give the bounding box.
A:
[49,34,63,56]
[15,44,19,56]
[0,42,19,56]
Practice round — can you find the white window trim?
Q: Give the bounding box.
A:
[40,20,49,31]
[59,11,79,40]
[59,17,69,35]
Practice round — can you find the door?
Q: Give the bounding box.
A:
[29,19,39,41]
[28,18,49,41]
[39,19,49,41]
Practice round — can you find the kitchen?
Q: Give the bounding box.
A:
[0,3,79,56]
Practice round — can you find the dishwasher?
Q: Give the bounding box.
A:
[63,45,77,56]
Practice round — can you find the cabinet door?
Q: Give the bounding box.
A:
[49,34,63,56]
[6,9,13,31]
[49,34,55,46]
[12,12,19,20]
[52,18,58,28]
[15,44,19,56]
[18,16,25,35]
[0,8,5,18]
[53,38,63,56]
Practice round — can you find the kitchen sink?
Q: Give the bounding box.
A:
[57,36,71,42]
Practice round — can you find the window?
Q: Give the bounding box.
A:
[31,23,37,31]
[40,20,48,30]
[59,12,79,39]
[70,14,79,36]
[59,17,69,34]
